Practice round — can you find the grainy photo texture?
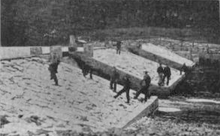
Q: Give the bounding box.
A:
[1,0,220,135]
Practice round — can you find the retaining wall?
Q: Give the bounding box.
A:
[128,46,193,70]
[0,46,69,60]
[70,52,181,98]
[121,96,158,129]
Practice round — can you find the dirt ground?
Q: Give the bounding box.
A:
[125,96,220,136]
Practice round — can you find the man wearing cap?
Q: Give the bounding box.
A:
[116,41,122,55]
[157,63,164,86]
[163,65,171,86]
[134,71,151,102]
[180,63,188,75]
[82,61,93,79]
[110,67,119,92]
[114,75,131,103]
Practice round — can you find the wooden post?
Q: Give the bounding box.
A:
[207,44,209,53]
[159,36,162,45]
[0,0,1,47]
[69,35,77,47]
[219,0,220,22]
[189,43,193,61]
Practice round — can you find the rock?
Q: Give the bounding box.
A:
[25,116,41,126]
[35,129,52,135]
[80,116,88,122]
[0,115,10,127]
[101,132,108,136]
[18,115,23,118]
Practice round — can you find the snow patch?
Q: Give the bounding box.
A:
[158,107,181,112]
[186,99,220,104]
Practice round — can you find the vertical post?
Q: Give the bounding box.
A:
[69,35,77,48]
[159,36,162,45]
[219,0,220,22]
[207,43,209,53]
[189,42,193,61]
[0,0,1,47]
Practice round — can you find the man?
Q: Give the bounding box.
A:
[163,65,171,86]
[110,67,119,92]
[134,71,151,102]
[48,52,60,86]
[114,75,131,103]
[81,61,87,77]
[157,63,164,86]
[82,61,93,79]
[180,63,188,75]
[116,41,122,54]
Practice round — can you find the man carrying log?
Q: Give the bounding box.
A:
[134,71,151,102]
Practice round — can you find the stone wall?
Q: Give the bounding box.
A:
[0,47,31,60]
[0,46,69,60]
[122,96,158,129]
[70,52,174,98]
[128,46,183,70]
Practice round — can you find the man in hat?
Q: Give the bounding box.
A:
[180,63,188,75]
[116,41,122,55]
[163,65,171,86]
[81,61,93,79]
[48,52,60,86]
[157,63,164,86]
[134,71,151,102]
[110,67,119,92]
[114,75,131,103]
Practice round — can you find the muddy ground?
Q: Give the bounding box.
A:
[124,96,220,136]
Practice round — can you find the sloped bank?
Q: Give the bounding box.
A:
[0,46,159,134]
[0,57,159,135]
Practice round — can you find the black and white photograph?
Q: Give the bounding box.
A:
[1,0,220,135]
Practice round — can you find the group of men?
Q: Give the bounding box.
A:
[157,63,171,86]
[47,52,160,104]
[111,67,151,104]
[47,45,189,105]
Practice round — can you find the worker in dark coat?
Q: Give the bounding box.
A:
[110,67,119,92]
[81,61,87,77]
[180,63,188,75]
[114,75,131,103]
[82,61,93,79]
[134,71,151,102]
[157,63,164,86]
[48,52,60,86]
[116,41,122,54]
[163,65,171,86]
